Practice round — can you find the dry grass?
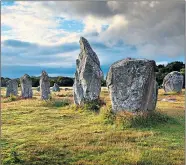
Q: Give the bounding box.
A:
[1,87,185,165]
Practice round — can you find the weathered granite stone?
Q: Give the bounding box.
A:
[40,71,50,100]
[106,58,157,113]
[6,79,18,97]
[20,74,32,98]
[52,83,60,92]
[162,71,183,93]
[151,81,159,111]
[73,37,103,105]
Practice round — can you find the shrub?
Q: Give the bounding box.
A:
[101,106,116,124]
[3,146,22,164]
[8,94,17,102]
[48,94,52,101]
[130,111,173,128]
[53,99,70,107]
[83,99,105,113]
[41,99,71,108]
[102,107,174,129]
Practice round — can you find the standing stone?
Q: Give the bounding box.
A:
[40,71,50,100]
[20,74,33,98]
[6,79,18,97]
[52,83,60,92]
[106,58,157,113]
[162,71,183,93]
[151,81,159,111]
[73,37,103,105]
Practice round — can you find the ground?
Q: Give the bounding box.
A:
[1,87,185,165]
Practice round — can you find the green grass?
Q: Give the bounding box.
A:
[1,88,185,165]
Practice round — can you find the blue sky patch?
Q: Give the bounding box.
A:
[56,17,84,32]
[1,1,15,6]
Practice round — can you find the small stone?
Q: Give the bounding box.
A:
[52,83,60,92]
[162,71,183,93]
[6,79,18,97]
[40,71,50,100]
[20,74,32,98]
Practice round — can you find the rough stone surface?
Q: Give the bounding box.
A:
[40,71,50,100]
[6,79,18,97]
[20,74,33,98]
[106,58,157,113]
[151,81,159,111]
[52,83,60,92]
[73,37,103,105]
[162,71,183,93]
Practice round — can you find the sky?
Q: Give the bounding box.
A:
[1,1,185,78]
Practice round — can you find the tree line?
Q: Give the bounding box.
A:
[1,61,185,88]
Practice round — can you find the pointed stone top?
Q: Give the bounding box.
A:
[41,70,48,76]
[80,37,87,43]
[40,70,49,82]
[79,37,100,66]
[23,74,30,78]
[20,74,31,81]
[79,37,93,53]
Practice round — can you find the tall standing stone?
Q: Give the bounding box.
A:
[40,71,50,100]
[106,58,157,113]
[73,37,103,105]
[20,74,33,98]
[6,79,18,97]
[162,71,183,93]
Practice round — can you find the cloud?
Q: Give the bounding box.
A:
[1,1,184,78]
[2,39,80,67]
[3,40,35,47]
[37,1,184,58]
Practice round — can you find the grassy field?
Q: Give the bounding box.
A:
[1,87,185,165]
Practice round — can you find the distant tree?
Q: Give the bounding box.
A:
[31,77,39,87]
[156,61,185,87]
[166,61,184,72]
[50,79,55,87]
[158,64,165,69]
[56,76,74,86]
[101,79,106,87]
[1,77,6,87]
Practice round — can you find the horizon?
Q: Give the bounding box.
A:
[1,1,184,78]
[1,60,185,79]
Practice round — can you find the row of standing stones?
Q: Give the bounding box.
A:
[6,72,60,99]
[5,37,184,113]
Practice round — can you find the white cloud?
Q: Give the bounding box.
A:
[1,1,184,64]
[40,1,184,58]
